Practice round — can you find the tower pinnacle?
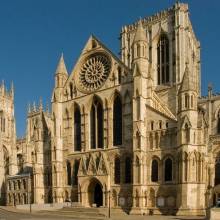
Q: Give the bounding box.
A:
[55,53,68,76]
[133,19,147,43]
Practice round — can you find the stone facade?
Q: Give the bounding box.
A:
[1,2,220,216]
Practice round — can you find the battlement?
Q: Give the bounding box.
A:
[121,2,188,34]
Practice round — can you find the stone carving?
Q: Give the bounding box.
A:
[78,53,111,93]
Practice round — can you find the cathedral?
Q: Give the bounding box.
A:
[1,2,220,216]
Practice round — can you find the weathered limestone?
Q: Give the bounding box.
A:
[2,2,220,217]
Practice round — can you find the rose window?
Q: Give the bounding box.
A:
[78,53,111,92]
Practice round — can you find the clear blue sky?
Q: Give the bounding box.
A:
[0,0,219,137]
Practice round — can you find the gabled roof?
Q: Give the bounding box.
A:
[151,91,177,121]
[82,35,129,70]
[64,34,130,87]
[180,115,192,129]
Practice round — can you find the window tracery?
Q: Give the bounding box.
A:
[74,105,81,151]
[77,53,111,93]
[164,158,173,182]
[151,159,159,182]
[113,95,122,145]
[114,157,120,184]
[157,34,170,85]
[90,97,104,149]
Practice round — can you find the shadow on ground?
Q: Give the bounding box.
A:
[172,217,206,220]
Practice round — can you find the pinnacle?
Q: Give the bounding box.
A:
[179,63,196,93]
[133,19,147,43]
[55,53,68,76]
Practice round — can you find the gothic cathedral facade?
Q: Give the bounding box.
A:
[1,2,220,216]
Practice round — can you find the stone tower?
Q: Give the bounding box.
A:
[51,54,69,202]
[131,20,149,214]
[0,81,17,204]
[26,100,52,204]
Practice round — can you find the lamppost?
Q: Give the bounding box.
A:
[108,162,111,219]
[29,173,32,213]
[108,189,111,218]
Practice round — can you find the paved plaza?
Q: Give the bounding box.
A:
[0,207,206,220]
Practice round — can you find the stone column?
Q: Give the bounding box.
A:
[108,107,113,148]
[83,112,89,151]
[104,104,109,149]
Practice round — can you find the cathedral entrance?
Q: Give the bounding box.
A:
[88,178,103,207]
[94,183,103,207]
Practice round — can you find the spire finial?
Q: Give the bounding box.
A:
[10,81,14,97]
[33,102,36,112]
[46,101,49,113]
[139,16,142,23]
[55,53,68,76]
[39,97,43,111]
[133,17,147,43]
[1,80,5,95]
[208,83,213,91]
[208,83,213,99]
[28,103,31,113]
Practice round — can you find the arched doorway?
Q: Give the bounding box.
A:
[215,156,220,186]
[88,178,103,207]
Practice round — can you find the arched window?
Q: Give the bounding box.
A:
[185,123,190,143]
[164,158,173,182]
[185,94,189,108]
[157,34,169,85]
[13,181,16,190]
[18,180,21,190]
[137,45,141,57]
[47,170,52,186]
[178,97,182,111]
[73,160,79,185]
[53,113,56,136]
[125,157,132,183]
[17,154,23,173]
[69,83,73,99]
[149,133,153,149]
[136,132,141,149]
[155,132,159,148]
[90,104,96,149]
[151,159,159,182]
[64,109,69,130]
[113,95,122,146]
[136,95,140,120]
[183,152,188,182]
[191,95,194,108]
[74,105,81,151]
[3,146,9,175]
[215,157,220,185]
[118,67,122,84]
[114,157,120,184]
[159,121,162,129]
[217,112,220,134]
[66,161,71,185]
[90,97,104,149]
[151,121,154,130]
[135,157,141,183]
[0,115,6,132]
